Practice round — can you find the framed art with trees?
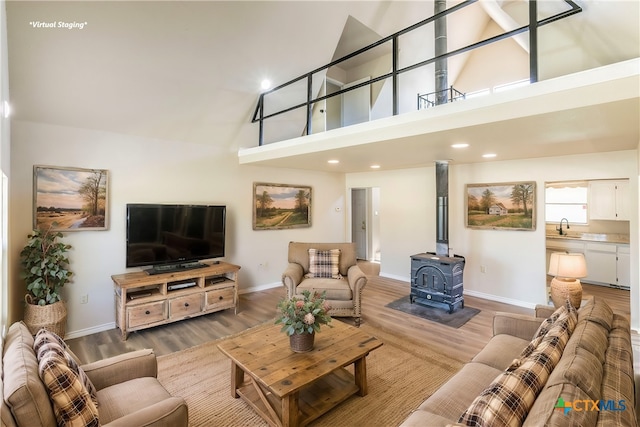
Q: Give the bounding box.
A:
[33,165,109,231]
[253,182,311,230]
[465,181,536,231]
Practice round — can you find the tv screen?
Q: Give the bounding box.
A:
[126,204,226,269]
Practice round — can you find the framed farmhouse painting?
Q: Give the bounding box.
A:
[33,165,109,231]
[466,181,536,231]
[253,182,311,230]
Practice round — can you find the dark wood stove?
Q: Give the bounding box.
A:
[410,252,464,313]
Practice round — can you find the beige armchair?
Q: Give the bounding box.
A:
[282,242,368,326]
[1,322,188,427]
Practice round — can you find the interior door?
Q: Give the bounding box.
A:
[351,189,367,260]
[325,80,342,131]
[342,77,371,127]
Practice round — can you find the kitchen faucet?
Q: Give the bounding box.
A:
[556,218,570,235]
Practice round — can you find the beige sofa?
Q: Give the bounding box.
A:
[1,322,188,427]
[401,297,637,426]
[282,242,367,326]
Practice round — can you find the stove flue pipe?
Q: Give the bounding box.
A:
[436,160,450,257]
[435,0,448,105]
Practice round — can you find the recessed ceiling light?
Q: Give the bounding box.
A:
[327,159,339,164]
[482,153,497,158]
[260,79,271,90]
[370,164,381,169]
[451,143,469,148]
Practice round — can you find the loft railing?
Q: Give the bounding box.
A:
[418,86,466,110]
[252,0,582,146]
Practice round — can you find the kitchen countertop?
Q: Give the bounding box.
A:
[546,233,629,244]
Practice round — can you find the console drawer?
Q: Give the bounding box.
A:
[206,287,234,310]
[170,293,202,318]
[128,301,166,328]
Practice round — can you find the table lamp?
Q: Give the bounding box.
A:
[548,252,587,309]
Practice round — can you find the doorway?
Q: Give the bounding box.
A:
[350,187,380,261]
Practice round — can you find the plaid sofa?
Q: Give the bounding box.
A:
[400,297,637,427]
[1,321,188,427]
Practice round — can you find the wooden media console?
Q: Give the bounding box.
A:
[112,261,240,340]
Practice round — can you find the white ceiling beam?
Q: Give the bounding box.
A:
[479,0,529,53]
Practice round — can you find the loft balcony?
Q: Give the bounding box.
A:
[238,58,639,173]
[238,1,639,173]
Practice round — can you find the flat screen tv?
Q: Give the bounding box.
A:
[126,204,226,273]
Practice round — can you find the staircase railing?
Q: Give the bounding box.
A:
[252,0,582,146]
[418,86,466,110]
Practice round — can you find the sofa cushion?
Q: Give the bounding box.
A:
[307,248,341,279]
[33,329,98,408]
[37,336,99,427]
[417,362,504,421]
[96,376,173,424]
[458,303,576,427]
[471,334,530,371]
[523,383,598,427]
[563,320,609,364]
[600,345,635,423]
[546,349,603,402]
[577,297,613,331]
[296,278,353,301]
[2,322,57,427]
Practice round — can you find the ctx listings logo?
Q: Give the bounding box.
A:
[554,397,627,415]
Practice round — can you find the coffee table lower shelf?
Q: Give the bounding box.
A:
[237,367,359,427]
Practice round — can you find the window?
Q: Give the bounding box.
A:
[493,79,530,93]
[545,181,588,224]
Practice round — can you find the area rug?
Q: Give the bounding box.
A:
[386,296,480,328]
[157,321,464,427]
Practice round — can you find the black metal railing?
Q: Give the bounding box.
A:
[418,86,466,110]
[252,0,582,146]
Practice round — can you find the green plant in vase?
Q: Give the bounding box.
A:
[20,223,73,336]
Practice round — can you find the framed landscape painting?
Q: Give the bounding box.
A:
[465,181,536,231]
[33,165,109,231]
[253,182,311,230]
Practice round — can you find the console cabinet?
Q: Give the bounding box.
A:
[112,262,240,340]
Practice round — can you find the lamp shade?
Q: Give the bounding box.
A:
[548,252,587,279]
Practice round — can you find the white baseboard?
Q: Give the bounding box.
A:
[239,282,281,294]
[65,284,282,339]
[463,289,538,310]
[65,322,116,340]
[378,273,539,310]
[380,272,410,282]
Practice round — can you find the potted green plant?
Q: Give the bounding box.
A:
[275,290,332,352]
[20,223,73,336]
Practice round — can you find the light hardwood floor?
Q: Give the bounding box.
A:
[67,261,638,370]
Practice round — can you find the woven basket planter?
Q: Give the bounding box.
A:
[23,297,67,337]
[289,331,315,353]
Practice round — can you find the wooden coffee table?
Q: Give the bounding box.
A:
[217,320,383,427]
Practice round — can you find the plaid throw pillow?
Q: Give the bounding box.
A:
[514,300,574,364]
[33,329,98,408]
[38,352,100,427]
[459,302,577,427]
[307,248,341,279]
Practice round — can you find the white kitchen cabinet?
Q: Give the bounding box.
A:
[617,245,630,289]
[583,242,617,285]
[589,180,630,221]
[546,238,629,289]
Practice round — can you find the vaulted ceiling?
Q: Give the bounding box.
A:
[6,1,640,172]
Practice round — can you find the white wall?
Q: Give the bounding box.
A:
[10,121,347,337]
[0,0,9,332]
[346,150,639,326]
